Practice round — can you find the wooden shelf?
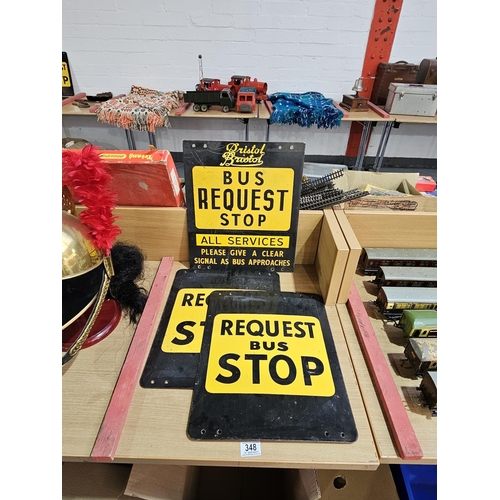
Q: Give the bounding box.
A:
[63,206,437,468]
[337,274,437,464]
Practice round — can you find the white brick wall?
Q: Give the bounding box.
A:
[62,0,437,160]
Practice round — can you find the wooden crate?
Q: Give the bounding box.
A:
[334,209,437,304]
[333,208,438,464]
[109,206,350,305]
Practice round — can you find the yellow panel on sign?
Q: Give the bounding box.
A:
[192,166,294,231]
[205,313,335,397]
[161,288,217,353]
[195,234,290,249]
[161,288,257,354]
[62,62,71,87]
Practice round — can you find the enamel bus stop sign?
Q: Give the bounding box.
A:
[140,268,281,389]
[187,291,358,442]
[183,141,304,273]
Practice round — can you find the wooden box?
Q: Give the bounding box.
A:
[333,209,437,464]
[333,171,437,212]
[110,206,351,305]
[334,209,437,304]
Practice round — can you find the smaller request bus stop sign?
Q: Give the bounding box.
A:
[183,141,304,272]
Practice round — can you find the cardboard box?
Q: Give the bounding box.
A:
[334,171,437,212]
[62,462,133,499]
[121,464,401,500]
[123,464,321,500]
[123,464,199,500]
[385,83,437,116]
[316,466,400,500]
[98,150,185,207]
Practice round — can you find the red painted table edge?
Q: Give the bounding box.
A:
[346,283,423,460]
[91,257,174,462]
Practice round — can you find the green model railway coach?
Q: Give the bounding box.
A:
[398,310,437,338]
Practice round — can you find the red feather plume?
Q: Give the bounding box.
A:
[62,145,121,255]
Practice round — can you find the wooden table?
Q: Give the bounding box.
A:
[62,100,268,148]
[62,263,438,469]
[173,101,266,141]
[62,259,380,470]
[261,101,395,171]
[62,100,141,149]
[372,113,437,171]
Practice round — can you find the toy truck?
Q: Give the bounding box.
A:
[195,78,230,92]
[235,87,257,113]
[184,87,256,113]
[183,88,235,112]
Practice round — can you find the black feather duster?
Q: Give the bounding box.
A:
[109,242,148,324]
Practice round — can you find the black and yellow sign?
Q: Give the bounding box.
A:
[187,291,358,442]
[140,268,281,389]
[62,51,74,97]
[183,141,304,273]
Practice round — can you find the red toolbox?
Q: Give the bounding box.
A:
[415,176,437,192]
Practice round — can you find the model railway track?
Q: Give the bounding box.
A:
[300,188,369,210]
[301,169,345,195]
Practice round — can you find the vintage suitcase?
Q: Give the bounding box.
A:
[370,61,419,106]
[385,83,437,116]
[415,58,437,85]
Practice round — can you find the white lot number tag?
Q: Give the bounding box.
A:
[240,441,261,457]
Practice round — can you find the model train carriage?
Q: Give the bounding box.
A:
[376,286,437,320]
[373,266,437,288]
[404,338,437,376]
[359,247,437,275]
[398,310,437,338]
[419,371,437,416]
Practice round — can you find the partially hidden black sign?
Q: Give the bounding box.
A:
[187,291,358,442]
[62,51,75,97]
[140,268,281,389]
[183,141,304,273]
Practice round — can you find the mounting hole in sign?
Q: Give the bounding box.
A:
[333,475,347,490]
